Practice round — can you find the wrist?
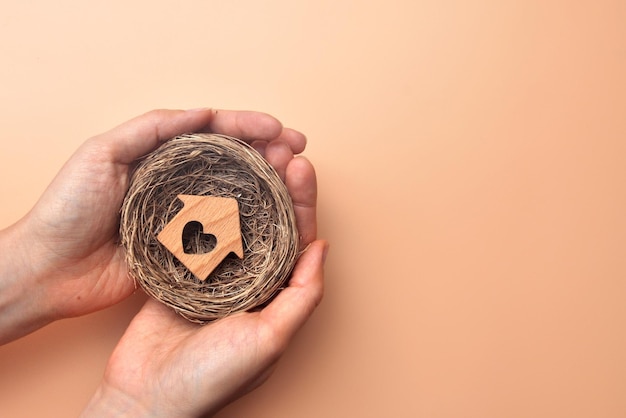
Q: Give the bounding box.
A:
[81,382,212,418]
[81,383,154,418]
[0,220,53,344]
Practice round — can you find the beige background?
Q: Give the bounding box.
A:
[0,1,625,417]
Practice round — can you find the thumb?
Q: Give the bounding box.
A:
[89,108,216,165]
[260,239,329,343]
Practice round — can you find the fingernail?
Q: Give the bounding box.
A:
[251,140,267,157]
[322,242,330,263]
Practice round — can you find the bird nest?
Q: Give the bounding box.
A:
[119,133,299,323]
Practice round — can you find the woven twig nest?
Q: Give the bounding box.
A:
[120,133,299,323]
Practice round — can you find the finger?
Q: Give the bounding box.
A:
[92,108,216,165]
[277,128,307,154]
[198,110,283,142]
[250,140,267,158]
[259,239,328,345]
[265,140,293,182]
[285,156,317,249]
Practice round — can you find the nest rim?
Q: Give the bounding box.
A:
[119,133,299,323]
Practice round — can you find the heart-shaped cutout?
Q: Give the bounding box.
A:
[182,221,217,254]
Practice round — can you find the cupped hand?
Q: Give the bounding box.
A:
[2,109,307,340]
[85,239,327,417]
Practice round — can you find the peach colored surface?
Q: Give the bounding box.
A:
[1,1,625,417]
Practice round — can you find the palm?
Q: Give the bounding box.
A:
[101,234,325,417]
[104,300,271,417]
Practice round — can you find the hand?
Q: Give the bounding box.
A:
[81,136,326,417]
[0,108,309,343]
[83,240,327,417]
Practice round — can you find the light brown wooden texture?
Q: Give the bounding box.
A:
[157,195,243,281]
